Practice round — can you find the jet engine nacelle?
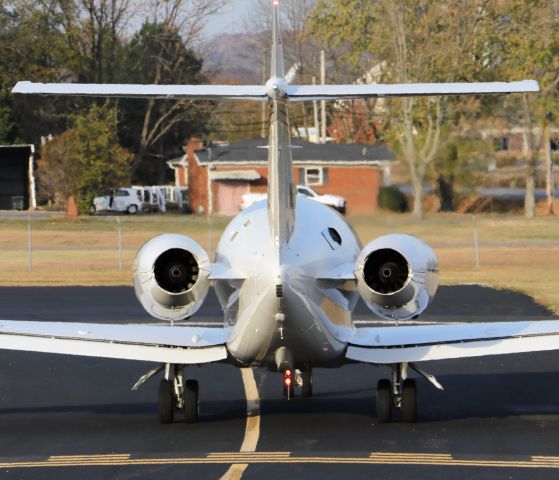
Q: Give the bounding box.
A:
[133,233,211,322]
[355,234,439,321]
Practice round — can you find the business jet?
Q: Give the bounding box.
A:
[6,1,556,425]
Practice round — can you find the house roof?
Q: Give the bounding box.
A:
[0,144,34,160]
[196,138,396,166]
[209,170,262,181]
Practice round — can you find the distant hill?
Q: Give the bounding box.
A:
[199,32,263,84]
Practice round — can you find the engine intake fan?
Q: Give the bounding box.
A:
[355,234,438,321]
[134,234,211,322]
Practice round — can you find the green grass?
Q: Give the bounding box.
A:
[2,212,559,313]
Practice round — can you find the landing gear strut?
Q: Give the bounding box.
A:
[376,363,417,423]
[158,364,199,424]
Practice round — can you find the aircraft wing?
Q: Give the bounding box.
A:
[286,80,539,101]
[12,81,267,101]
[346,320,559,364]
[0,320,229,364]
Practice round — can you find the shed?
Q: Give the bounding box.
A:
[0,145,36,210]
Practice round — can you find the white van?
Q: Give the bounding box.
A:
[91,188,143,214]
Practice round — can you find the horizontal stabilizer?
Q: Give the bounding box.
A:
[0,320,229,364]
[347,319,559,363]
[286,80,539,101]
[12,80,539,102]
[12,81,267,101]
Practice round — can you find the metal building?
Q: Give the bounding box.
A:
[0,145,37,210]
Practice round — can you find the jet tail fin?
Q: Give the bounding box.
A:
[266,0,296,254]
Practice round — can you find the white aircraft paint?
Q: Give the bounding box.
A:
[4,0,553,425]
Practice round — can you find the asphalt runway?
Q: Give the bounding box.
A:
[1,285,559,479]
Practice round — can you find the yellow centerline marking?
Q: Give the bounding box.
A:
[219,368,261,480]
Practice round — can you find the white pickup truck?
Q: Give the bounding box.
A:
[240,185,346,214]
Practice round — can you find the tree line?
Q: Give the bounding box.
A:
[0,0,222,212]
[1,0,557,217]
[307,0,559,218]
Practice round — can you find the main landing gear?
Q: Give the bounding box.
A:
[282,369,313,399]
[376,363,443,423]
[158,364,199,424]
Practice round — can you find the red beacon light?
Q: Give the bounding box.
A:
[283,369,292,387]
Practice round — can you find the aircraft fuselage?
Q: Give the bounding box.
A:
[214,196,361,368]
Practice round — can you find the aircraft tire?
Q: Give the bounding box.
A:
[401,379,417,423]
[376,378,392,422]
[183,379,199,423]
[302,370,313,398]
[158,379,174,424]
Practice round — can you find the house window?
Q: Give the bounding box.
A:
[494,136,509,151]
[303,167,328,186]
[551,138,559,151]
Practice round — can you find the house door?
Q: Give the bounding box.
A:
[216,181,248,215]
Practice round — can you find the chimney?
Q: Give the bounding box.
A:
[186,137,203,160]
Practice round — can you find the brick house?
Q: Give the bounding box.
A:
[169,138,395,216]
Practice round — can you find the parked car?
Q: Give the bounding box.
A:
[91,188,143,214]
[240,192,267,211]
[240,185,347,214]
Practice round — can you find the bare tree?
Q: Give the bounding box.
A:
[499,0,559,218]
[123,0,226,178]
[144,0,225,46]
[77,0,133,81]
[379,0,491,218]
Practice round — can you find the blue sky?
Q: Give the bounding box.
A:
[204,0,254,37]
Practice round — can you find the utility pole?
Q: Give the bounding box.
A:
[312,76,319,143]
[544,119,555,215]
[261,54,267,139]
[320,50,326,144]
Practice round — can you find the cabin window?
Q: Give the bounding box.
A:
[322,227,342,250]
[494,136,509,151]
[304,167,327,186]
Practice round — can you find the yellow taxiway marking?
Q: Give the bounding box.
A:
[1,452,559,470]
[208,452,290,457]
[370,453,453,459]
[219,368,261,480]
[49,454,131,461]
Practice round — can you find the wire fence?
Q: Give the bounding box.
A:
[2,213,559,288]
